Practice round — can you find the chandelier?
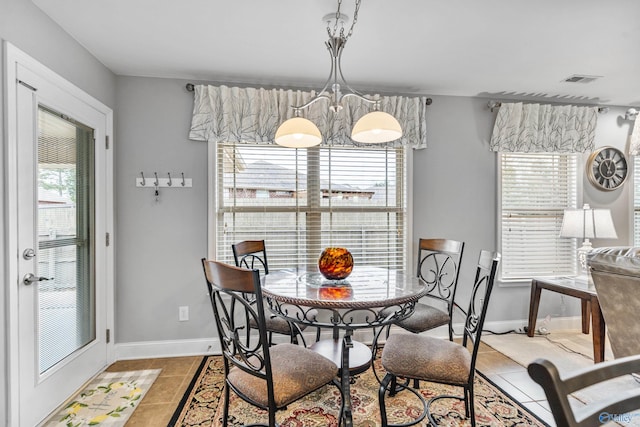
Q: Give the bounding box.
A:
[274,0,403,148]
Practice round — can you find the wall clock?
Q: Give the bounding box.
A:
[586,146,628,191]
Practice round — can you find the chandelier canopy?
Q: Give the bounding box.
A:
[274,0,403,148]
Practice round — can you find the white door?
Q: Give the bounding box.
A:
[6,45,113,427]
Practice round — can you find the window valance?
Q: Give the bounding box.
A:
[489,102,598,153]
[189,85,429,149]
[629,117,640,156]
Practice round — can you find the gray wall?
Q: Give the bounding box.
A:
[114,79,635,344]
[114,76,212,342]
[0,1,116,424]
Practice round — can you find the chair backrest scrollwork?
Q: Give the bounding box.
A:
[201,259,274,388]
[417,238,465,312]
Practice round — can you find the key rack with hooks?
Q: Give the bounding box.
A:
[136,172,193,201]
[136,172,192,188]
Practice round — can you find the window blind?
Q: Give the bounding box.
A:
[215,143,407,271]
[499,153,579,280]
[634,157,640,246]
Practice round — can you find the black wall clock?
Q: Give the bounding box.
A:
[586,146,628,191]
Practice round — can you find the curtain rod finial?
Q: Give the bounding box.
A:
[186,83,194,92]
[487,100,501,112]
[625,108,638,120]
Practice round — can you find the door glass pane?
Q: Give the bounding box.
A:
[37,106,95,373]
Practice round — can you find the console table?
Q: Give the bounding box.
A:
[527,276,606,363]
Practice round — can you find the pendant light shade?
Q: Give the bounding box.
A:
[351,111,403,143]
[275,117,322,148]
[276,1,402,148]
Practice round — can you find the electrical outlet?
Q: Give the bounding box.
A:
[179,306,189,321]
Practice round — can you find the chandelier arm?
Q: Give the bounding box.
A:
[291,37,340,111]
[292,94,333,111]
[336,62,368,100]
[334,40,377,104]
[341,93,377,106]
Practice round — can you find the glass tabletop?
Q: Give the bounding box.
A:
[533,276,597,294]
[262,266,428,309]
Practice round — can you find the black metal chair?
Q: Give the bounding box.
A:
[378,250,500,427]
[372,239,465,384]
[232,240,309,345]
[395,238,465,339]
[528,355,640,427]
[201,259,344,427]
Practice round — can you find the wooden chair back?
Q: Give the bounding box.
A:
[232,240,269,275]
[529,355,640,427]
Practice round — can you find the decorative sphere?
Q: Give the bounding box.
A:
[318,247,354,280]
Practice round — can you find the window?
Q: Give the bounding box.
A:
[498,153,579,281]
[634,157,640,246]
[212,143,408,270]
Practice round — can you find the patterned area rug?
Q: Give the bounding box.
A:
[169,355,547,427]
[43,369,161,426]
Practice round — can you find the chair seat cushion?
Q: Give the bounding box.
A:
[251,313,307,335]
[249,303,316,334]
[228,343,338,407]
[391,303,450,333]
[381,333,471,385]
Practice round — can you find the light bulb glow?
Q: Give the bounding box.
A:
[275,117,322,148]
[351,111,402,143]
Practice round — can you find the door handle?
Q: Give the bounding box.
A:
[23,273,53,286]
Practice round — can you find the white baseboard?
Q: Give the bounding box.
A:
[115,337,220,360]
[113,316,583,360]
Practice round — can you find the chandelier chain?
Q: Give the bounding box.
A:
[328,0,361,40]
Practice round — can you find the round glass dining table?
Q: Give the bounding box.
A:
[261,266,427,427]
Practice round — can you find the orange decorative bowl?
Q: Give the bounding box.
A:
[318,247,353,280]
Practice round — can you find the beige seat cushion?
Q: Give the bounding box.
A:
[227,343,338,408]
[388,303,450,333]
[250,303,313,334]
[381,333,471,385]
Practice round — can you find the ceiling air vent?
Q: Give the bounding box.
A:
[563,74,602,84]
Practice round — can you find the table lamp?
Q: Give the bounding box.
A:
[559,204,617,279]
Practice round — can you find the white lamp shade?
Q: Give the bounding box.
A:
[351,111,402,143]
[559,205,617,239]
[275,117,322,148]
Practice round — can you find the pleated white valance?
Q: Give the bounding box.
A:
[189,85,429,149]
[489,102,598,153]
[629,117,640,156]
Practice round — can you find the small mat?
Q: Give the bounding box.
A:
[169,354,547,426]
[43,368,161,426]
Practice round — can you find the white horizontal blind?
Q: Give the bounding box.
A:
[634,157,640,246]
[499,153,579,280]
[216,143,407,271]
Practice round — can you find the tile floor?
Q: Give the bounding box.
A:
[475,341,556,426]
[105,356,203,426]
[102,340,555,426]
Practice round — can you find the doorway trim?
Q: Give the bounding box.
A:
[3,41,115,426]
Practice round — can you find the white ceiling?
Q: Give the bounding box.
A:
[33,0,640,107]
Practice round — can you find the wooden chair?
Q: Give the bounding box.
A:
[201,259,343,427]
[232,240,308,345]
[528,355,640,427]
[378,250,500,427]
